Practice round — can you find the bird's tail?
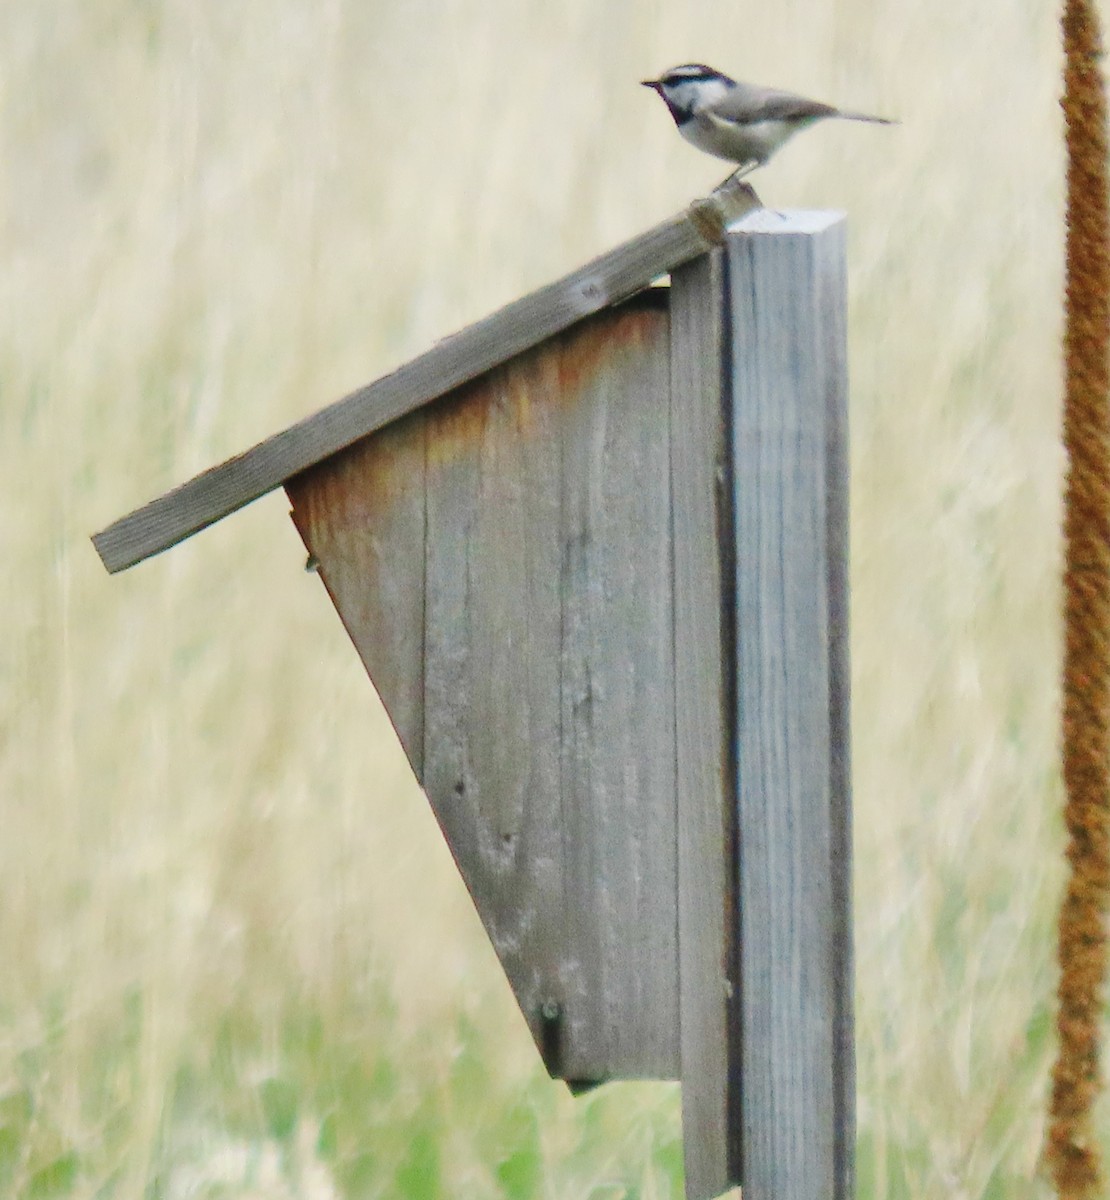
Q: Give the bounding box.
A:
[837,110,897,124]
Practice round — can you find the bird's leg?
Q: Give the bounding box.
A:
[713,160,758,193]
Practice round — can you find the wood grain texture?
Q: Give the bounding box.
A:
[420,295,679,1081]
[820,222,855,1200]
[92,186,759,575]
[557,297,678,1079]
[726,210,852,1200]
[669,251,737,1200]
[421,343,566,1058]
[285,411,427,776]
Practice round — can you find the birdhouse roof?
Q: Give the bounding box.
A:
[92,184,758,573]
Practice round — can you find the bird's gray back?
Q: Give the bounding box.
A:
[706,81,840,125]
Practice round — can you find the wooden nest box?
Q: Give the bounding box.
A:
[94,184,854,1200]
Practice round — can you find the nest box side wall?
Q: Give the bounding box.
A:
[286,294,680,1085]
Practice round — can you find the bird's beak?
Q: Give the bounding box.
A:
[641,79,662,90]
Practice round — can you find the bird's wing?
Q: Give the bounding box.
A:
[707,85,839,125]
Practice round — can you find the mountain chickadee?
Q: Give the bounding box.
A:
[642,63,894,180]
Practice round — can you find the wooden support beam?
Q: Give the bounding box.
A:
[726,210,853,1200]
[670,249,737,1200]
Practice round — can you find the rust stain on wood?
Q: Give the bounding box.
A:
[425,295,668,472]
[285,410,427,775]
[289,423,409,530]
[554,296,667,397]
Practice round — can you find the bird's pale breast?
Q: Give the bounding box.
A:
[681,112,816,166]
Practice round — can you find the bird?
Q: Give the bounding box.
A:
[641,63,894,181]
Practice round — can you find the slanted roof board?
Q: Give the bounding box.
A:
[91,183,758,574]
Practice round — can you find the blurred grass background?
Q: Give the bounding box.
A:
[0,0,1093,1195]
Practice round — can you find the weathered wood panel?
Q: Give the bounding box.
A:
[93,185,759,574]
[285,411,427,775]
[419,295,678,1081]
[726,210,852,1200]
[556,297,678,1079]
[669,251,737,1200]
[421,345,566,1063]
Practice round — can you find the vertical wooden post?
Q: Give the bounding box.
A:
[727,210,854,1200]
[671,250,736,1200]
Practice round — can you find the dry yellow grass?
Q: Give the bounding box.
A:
[0,0,1099,1196]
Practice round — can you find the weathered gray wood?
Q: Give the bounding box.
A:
[669,251,738,1200]
[92,184,759,575]
[421,344,566,1066]
[557,296,678,1079]
[821,224,855,1200]
[726,210,852,1200]
[421,296,679,1081]
[284,410,427,776]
